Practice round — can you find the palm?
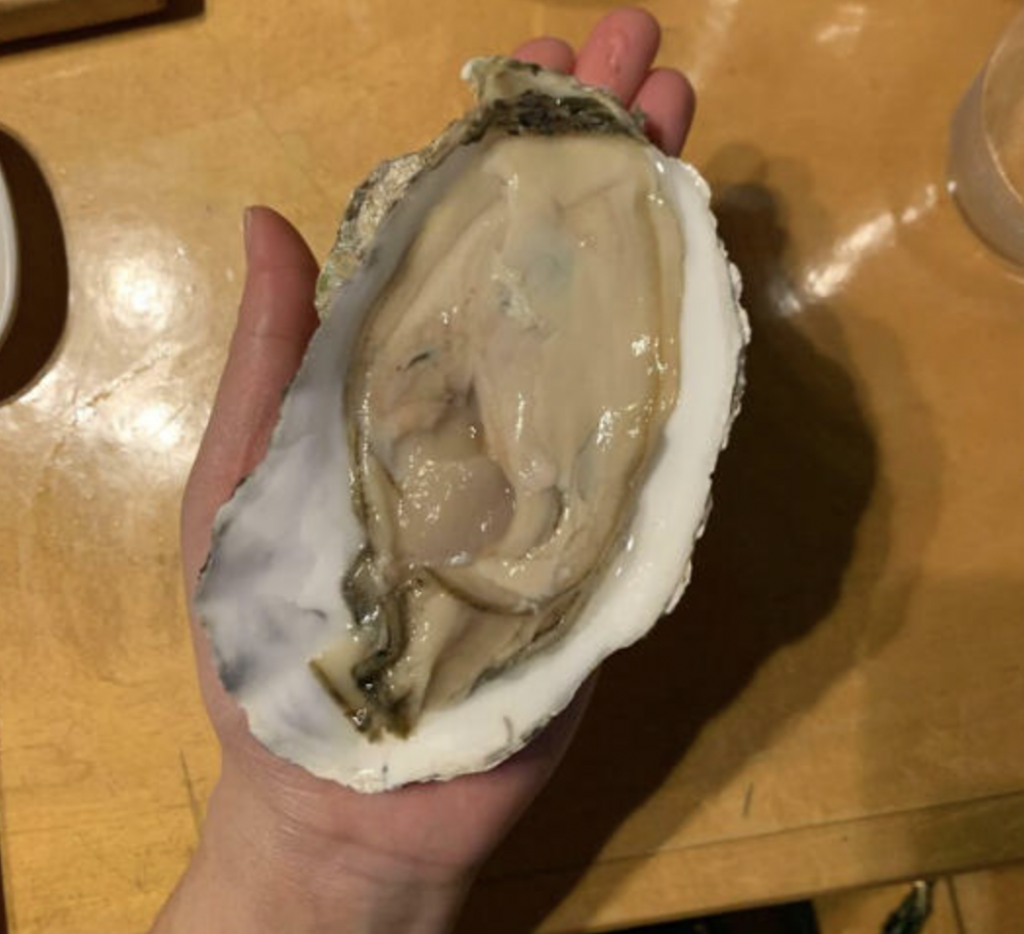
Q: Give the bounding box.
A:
[181,8,694,887]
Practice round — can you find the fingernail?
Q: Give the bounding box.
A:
[243,206,255,256]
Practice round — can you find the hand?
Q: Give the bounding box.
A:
[159,9,695,933]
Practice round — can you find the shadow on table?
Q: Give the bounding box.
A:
[0,0,204,54]
[0,129,67,403]
[456,146,911,933]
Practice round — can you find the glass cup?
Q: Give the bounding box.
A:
[947,8,1024,266]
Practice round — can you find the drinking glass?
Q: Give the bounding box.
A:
[947,8,1024,266]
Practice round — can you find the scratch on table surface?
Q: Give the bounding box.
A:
[179,750,202,839]
[742,782,755,818]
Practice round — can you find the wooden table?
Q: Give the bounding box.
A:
[0,0,166,44]
[2,2,1023,932]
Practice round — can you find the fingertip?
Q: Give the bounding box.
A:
[512,36,575,73]
[574,6,662,103]
[615,7,662,46]
[633,67,696,156]
[243,204,319,274]
[589,7,662,48]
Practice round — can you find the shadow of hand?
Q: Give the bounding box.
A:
[457,158,881,934]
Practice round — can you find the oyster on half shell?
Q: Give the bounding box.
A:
[195,57,748,791]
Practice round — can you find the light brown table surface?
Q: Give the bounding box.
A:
[2,2,1023,933]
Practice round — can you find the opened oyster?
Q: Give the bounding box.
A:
[196,57,747,791]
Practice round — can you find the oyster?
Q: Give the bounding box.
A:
[196,57,748,791]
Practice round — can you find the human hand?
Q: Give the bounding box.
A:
[159,9,695,934]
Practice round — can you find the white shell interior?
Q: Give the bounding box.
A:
[196,141,747,792]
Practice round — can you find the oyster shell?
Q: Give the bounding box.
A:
[196,57,748,791]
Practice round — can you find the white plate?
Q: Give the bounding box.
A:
[0,160,19,351]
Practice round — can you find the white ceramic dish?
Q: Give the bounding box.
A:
[0,160,19,351]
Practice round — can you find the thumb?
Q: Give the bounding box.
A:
[181,206,320,593]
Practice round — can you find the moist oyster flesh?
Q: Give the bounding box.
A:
[312,133,683,736]
[195,57,748,791]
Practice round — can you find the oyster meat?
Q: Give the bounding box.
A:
[196,57,747,790]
